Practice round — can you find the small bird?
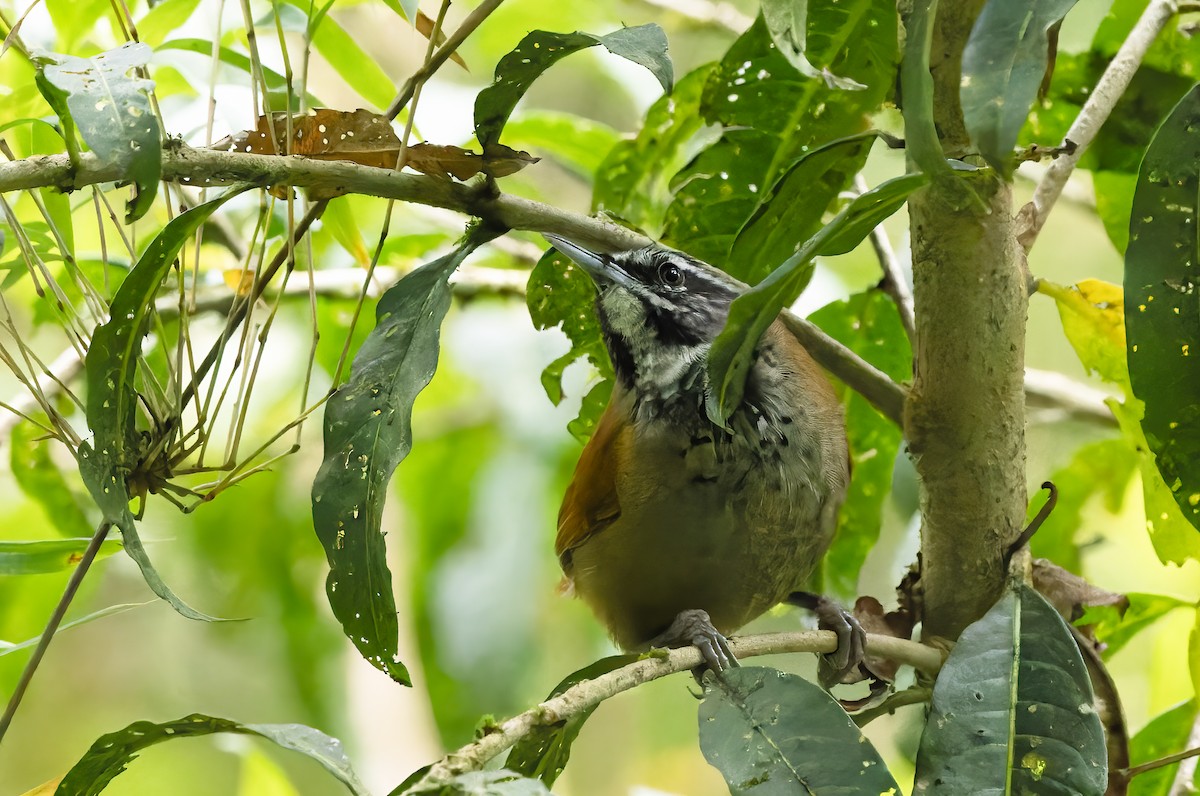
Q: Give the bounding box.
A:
[545,234,861,680]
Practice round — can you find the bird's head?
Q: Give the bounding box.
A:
[544,234,745,393]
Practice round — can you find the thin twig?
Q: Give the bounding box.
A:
[1019,0,1184,251]
[0,522,113,746]
[1121,744,1200,782]
[1169,711,1200,794]
[415,630,944,786]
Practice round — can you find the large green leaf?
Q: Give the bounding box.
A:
[698,666,901,795]
[1124,83,1200,540]
[706,173,927,427]
[312,231,497,684]
[0,538,123,576]
[662,9,898,269]
[55,714,368,796]
[35,43,160,222]
[79,187,249,621]
[961,0,1079,173]
[913,583,1107,795]
[506,655,637,786]
[475,25,673,152]
[726,132,875,283]
[811,292,911,600]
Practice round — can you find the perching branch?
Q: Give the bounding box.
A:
[415,630,945,787]
[1018,0,1185,250]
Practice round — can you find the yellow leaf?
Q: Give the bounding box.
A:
[1039,278,1128,393]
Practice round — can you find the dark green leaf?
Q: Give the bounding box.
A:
[475,25,673,152]
[1126,700,1198,796]
[662,9,898,266]
[913,583,1108,795]
[1124,83,1200,541]
[403,770,552,796]
[706,173,926,427]
[811,292,911,600]
[79,187,248,621]
[55,713,368,796]
[156,39,321,109]
[592,64,716,232]
[36,43,160,222]
[0,538,123,576]
[727,133,875,283]
[10,421,94,538]
[961,0,1079,173]
[507,655,637,786]
[698,666,901,795]
[312,231,497,684]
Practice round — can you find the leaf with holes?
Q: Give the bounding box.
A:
[312,230,498,684]
[475,25,672,152]
[913,583,1107,795]
[55,714,368,796]
[35,43,160,222]
[961,0,1080,173]
[1125,84,1200,540]
[81,188,248,621]
[706,172,926,427]
[699,666,900,795]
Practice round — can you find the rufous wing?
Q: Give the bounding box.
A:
[556,400,625,573]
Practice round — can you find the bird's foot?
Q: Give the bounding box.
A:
[649,608,739,673]
[787,591,866,689]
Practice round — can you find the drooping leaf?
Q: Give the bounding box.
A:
[507,655,637,786]
[760,0,868,89]
[10,421,94,539]
[726,132,875,283]
[55,714,368,796]
[913,583,1108,795]
[899,0,948,176]
[811,292,911,600]
[706,173,927,427]
[961,0,1080,173]
[1124,83,1200,541]
[475,25,673,152]
[35,43,160,222]
[79,186,249,621]
[662,9,898,266]
[312,230,498,684]
[401,770,552,796]
[698,666,901,795]
[0,538,124,576]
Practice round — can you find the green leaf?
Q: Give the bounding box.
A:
[913,583,1108,795]
[592,63,716,233]
[662,9,898,266]
[1076,592,1192,660]
[726,132,875,284]
[899,0,948,176]
[698,666,901,795]
[1093,170,1137,254]
[55,714,369,796]
[156,39,321,109]
[305,7,396,111]
[79,186,249,621]
[1124,83,1200,542]
[760,0,867,89]
[0,538,123,576]
[961,0,1080,173]
[311,231,497,684]
[402,770,552,796]
[475,25,673,151]
[811,292,911,600]
[0,601,151,656]
[35,43,161,222]
[1126,700,1198,796]
[379,0,418,23]
[500,112,619,180]
[10,421,94,539]
[706,172,926,427]
[507,655,637,786]
[136,0,204,46]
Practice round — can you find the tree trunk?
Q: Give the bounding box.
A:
[905,2,1029,641]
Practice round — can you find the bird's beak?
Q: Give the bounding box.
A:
[543,234,633,289]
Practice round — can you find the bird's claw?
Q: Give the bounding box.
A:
[650,608,739,673]
[789,592,867,689]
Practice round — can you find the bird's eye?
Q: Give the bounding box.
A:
[658,262,685,288]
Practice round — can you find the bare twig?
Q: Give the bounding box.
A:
[1024,368,1116,426]
[1019,0,1184,250]
[855,174,915,344]
[416,630,944,787]
[1169,711,1200,794]
[0,522,113,746]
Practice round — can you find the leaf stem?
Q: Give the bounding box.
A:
[0,521,113,747]
[1121,744,1200,782]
